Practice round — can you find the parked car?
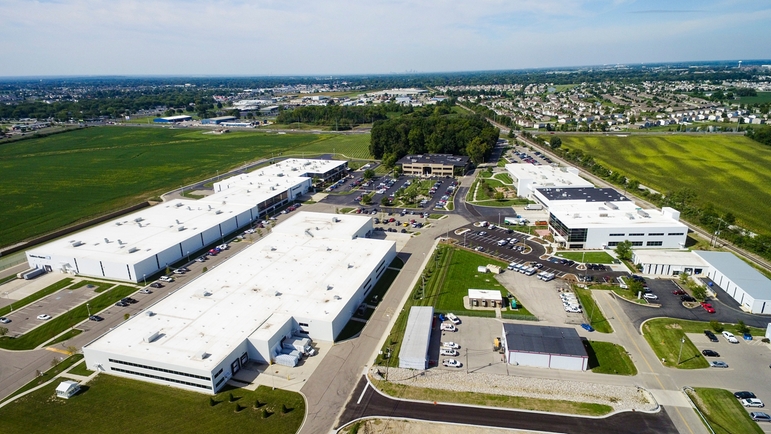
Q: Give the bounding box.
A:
[195,256,206,263]
[722,331,739,343]
[442,342,460,349]
[710,361,729,368]
[743,333,753,341]
[701,302,716,313]
[122,297,138,304]
[735,391,757,400]
[440,348,459,357]
[114,301,129,307]
[440,323,457,332]
[159,276,174,282]
[442,359,462,368]
[89,315,104,322]
[139,289,152,294]
[701,349,720,357]
[672,289,686,295]
[446,313,460,324]
[580,323,595,332]
[37,314,52,320]
[704,330,719,342]
[0,317,10,324]
[750,412,771,422]
[680,295,696,302]
[172,269,186,275]
[150,282,164,288]
[643,293,658,300]
[741,398,765,408]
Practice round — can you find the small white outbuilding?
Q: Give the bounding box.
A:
[55,380,80,399]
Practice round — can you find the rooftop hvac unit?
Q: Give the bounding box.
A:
[208,205,212,210]
[146,311,154,317]
[115,222,122,226]
[175,219,181,224]
[117,239,124,245]
[625,213,635,220]
[215,210,223,215]
[70,240,84,247]
[327,284,334,291]
[275,291,282,297]
[348,263,354,268]
[637,209,650,218]
[178,226,186,231]
[604,202,619,210]
[334,295,342,300]
[175,203,183,207]
[104,238,110,243]
[332,217,339,223]
[144,331,161,343]
[128,247,139,253]
[134,217,144,222]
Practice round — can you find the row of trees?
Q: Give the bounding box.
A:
[370,102,499,166]
[552,145,771,260]
[275,104,409,130]
[745,125,771,147]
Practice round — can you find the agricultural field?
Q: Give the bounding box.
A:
[559,134,771,235]
[0,127,373,248]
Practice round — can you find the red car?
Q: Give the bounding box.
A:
[701,302,716,313]
[672,289,686,295]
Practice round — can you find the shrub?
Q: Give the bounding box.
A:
[262,408,272,418]
[710,320,724,333]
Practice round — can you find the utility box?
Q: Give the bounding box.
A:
[493,337,501,351]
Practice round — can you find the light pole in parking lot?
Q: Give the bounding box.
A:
[677,336,686,365]
[86,303,91,317]
[143,274,146,287]
[187,251,190,263]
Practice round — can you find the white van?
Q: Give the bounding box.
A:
[617,276,628,289]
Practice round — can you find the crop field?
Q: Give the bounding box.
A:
[0,127,373,248]
[559,134,771,234]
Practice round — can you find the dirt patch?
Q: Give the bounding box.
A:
[340,419,531,434]
[665,323,683,330]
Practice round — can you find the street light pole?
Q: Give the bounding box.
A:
[677,336,686,365]
[87,303,91,317]
[143,274,146,287]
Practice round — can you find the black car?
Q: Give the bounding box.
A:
[704,330,719,342]
[115,301,129,307]
[681,295,696,302]
[701,349,720,357]
[150,282,164,288]
[122,297,138,304]
[735,391,757,400]
[89,315,104,322]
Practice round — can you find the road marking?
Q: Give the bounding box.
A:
[46,347,71,355]
[604,293,696,434]
[357,382,369,404]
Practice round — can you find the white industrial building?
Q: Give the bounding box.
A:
[25,159,347,283]
[505,163,592,199]
[501,323,588,371]
[398,306,434,370]
[695,251,771,314]
[83,211,396,393]
[632,250,709,276]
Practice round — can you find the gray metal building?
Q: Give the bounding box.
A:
[695,251,771,314]
[502,323,588,371]
[398,306,434,370]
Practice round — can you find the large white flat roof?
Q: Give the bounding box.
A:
[27,159,346,266]
[633,250,708,266]
[86,211,395,371]
[549,201,687,230]
[506,163,593,189]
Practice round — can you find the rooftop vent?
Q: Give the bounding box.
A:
[274,291,282,297]
[637,209,650,218]
[104,238,110,243]
[146,311,154,317]
[178,226,186,231]
[117,239,124,245]
[175,219,181,225]
[175,203,183,207]
[144,331,161,343]
[134,217,144,223]
[128,247,139,253]
[604,202,619,210]
[327,284,334,291]
[70,240,84,247]
[215,210,223,215]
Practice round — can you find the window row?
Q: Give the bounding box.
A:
[111,367,211,390]
[109,358,210,381]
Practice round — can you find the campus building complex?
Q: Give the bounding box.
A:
[83,211,396,393]
[397,154,470,177]
[25,159,348,283]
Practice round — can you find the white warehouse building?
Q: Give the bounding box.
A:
[83,211,396,393]
[505,163,592,199]
[25,159,347,283]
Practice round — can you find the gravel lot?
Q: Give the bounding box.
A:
[372,367,656,413]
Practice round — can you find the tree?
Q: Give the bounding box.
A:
[494,191,504,201]
[380,196,391,206]
[0,326,7,336]
[691,285,706,301]
[466,137,488,165]
[361,194,372,205]
[363,168,375,180]
[736,320,750,335]
[615,240,633,261]
[549,136,562,149]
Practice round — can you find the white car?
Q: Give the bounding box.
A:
[139,289,152,294]
[643,293,658,300]
[217,243,229,250]
[722,331,739,343]
[440,323,457,332]
[244,228,255,234]
[440,348,459,357]
[446,313,460,324]
[158,275,174,282]
[195,256,206,263]
[442,342,460,349]
[742,398,765,408]
[172,269,186,275]
[442,359,462,368]
[37,314,52,320]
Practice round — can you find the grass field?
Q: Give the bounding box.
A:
[0,354,84,405]
[0,127,373,248]
[736,91,771,105]
[641,318,715,369]
[585,341,637,375]
[687,387,763,434]
[574,288,612,333]
[0,374,305,434]
[558,134,771,234]
[434,248,508,313]
[374,379,612,416]
[555,251,615,264]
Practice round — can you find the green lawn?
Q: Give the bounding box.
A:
[558,134,771,235]
[67,280,115,293]
[0,354,84,405]
[0,126,372,248]
[641,319,710,369]
[687,387,763,434]
[736,91,771,105]
[0,285,138,350]
[0,374,305,434]
[434,248,508,313]
[585,341,637,375]
[68,360,94,377]
[493,173,513,184]
[574,288,612,333]
[556,251,615,264]
[374,379,612,416]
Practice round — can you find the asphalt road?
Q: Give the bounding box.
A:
[339,376,679,434]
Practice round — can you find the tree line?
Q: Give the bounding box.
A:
[369,101,499,166]
[275,103,409,130]
[745,125,771,147]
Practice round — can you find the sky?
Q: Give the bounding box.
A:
[1,0,770,77]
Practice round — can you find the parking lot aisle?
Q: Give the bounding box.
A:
[595,291,708,434]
